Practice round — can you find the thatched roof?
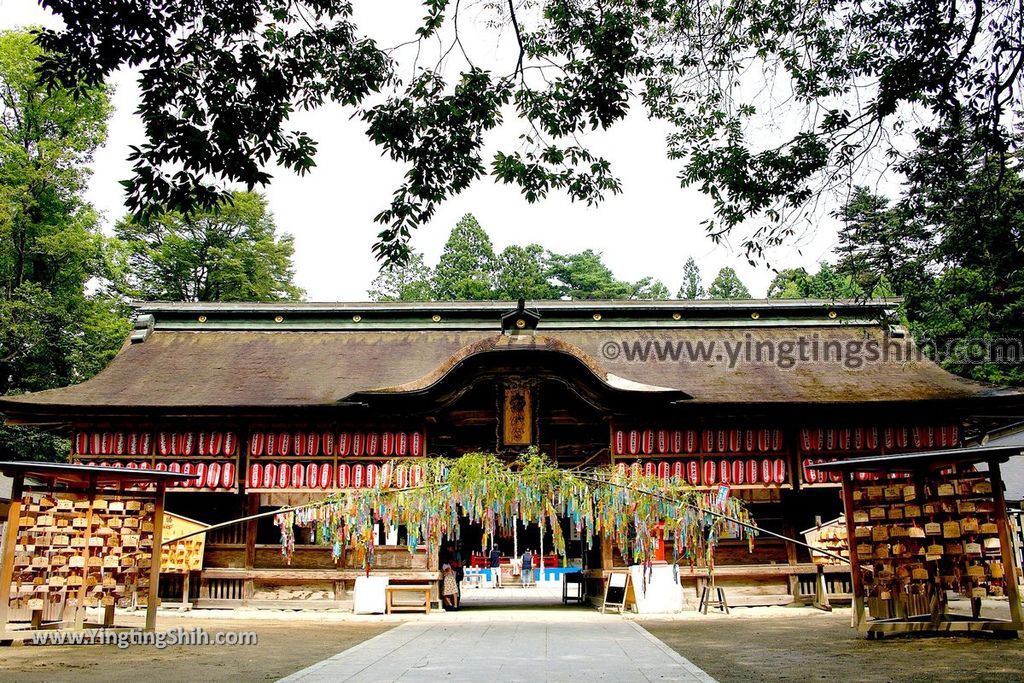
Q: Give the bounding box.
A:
[0,299,1017,418]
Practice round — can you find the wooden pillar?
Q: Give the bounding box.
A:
[145,482,166,631]
[0,474,24,634]
[839,471,865,630]
[989,461,1023,632]
[73,486,97,628]
[244,493,258,569]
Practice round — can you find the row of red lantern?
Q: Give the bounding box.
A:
[616,458,788,486]
[800,457,909,483]
[248,431,425,458]
[78,460,237,490]
[613,429,784,456]
[246,462,425,489]
[73,432,154,456]
[71,431,241,457]
[798,425,959,452]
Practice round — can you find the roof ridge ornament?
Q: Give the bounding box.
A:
[500,298,541,335]
[130,314,154,344]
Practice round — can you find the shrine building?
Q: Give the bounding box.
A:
[2,299,1020,608]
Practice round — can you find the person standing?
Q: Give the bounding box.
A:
[441,564,459,610]
[521,549,533,587]
[489,545,502,589]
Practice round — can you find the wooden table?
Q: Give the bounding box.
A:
[385,585,432,614]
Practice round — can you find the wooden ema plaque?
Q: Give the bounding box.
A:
[160,513,208,573]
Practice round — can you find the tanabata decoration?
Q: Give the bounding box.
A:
[274,450,756,571]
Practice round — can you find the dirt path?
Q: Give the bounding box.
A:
[641,608,1024,683]
[0,616,391,683]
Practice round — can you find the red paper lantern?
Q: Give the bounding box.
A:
[865,427,878,450]
[278,432,291,456]
[191,462,205,488]
[732,460,745,485]
[671,430,684,454]
[206,462,221,489]
[410,464,423,486]
[155,461,167,472]
[221,462,235,489]
[395,464,408,488]
[772,429,783,451]
[318,464,332,489]
[687,460,700,485]
[180,462,194,488]
[800,428,812,451]
[382,432,395,456]
[658,461,670,482]
[223,431,236,456]
[351,433,364,457]
[352,464,364,488]
[757,429,770,452]
[644,462,656,478]
[410,431,424,457]
[366,432,380,456]
[114,432,126,455]
[895,427,908,449]
[773,458,786,484]
[728,430,741,452]
[803,459,817,484]
[715,430,727,452]
[306,463,318,488]
[291,463,305,488]
[746,459,759,484]
[396,432,408,456]
[366,464,379,488]
[293,432,306,457]
[379,462,393,488]
[263,463,276,488]
[74,432,88,455]
[656,430,669,454]
[672,461,684,481]
[703,460,717,485]
[306,432,319,457]
[718,459,730,484]
[323,432,336,456]
[158,432,171,456]
[701,430,714,452]
[265,432,277,457]
[761,459,772,484]
[825,428,836,451]
[336,464,350,488]
[744,430,756,452]
[685,430,698,453]
[249,432,265,457]
[197,432,209,456]
[276,463,290,488]
[627,430,640,455]
[101,432,113,454]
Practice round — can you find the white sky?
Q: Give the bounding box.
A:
[1,0,854,300]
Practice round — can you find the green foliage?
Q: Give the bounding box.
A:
[767,263,864,300]
[114,191,304,302]
[707,267,752,299]
[677,257,706,299]
[34,1,1024,264]
[545,249,632,300]
[493,244,560,300]
[367,249,435,301]
[835,138,1024,385]
[0,29,130,461]
[432,214,497,300]
[278,449,755,568]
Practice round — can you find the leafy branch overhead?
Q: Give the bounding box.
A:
[34,0,1024,264]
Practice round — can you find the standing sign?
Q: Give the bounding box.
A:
[602,571,630,614]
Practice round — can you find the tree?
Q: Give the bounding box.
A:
[766,268,811,299]
[0,29,130,460]
[432,214,497,300]
[494,244,559,300]
[629,277,671,300]
[767,264,863,300]
[707,268,752,299]
[33,1,1024,265]
[367,249,434,301]
[546,250,633,300]
[677,257,706,299]
[834,139,1024,385]
[114,191,304,302]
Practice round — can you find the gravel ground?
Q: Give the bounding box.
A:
[0,612,391,683]
[640,605,1024,683]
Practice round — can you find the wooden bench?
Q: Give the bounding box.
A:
[385,585,432,614]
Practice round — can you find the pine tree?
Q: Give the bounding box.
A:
[676,257,706,299]
[433,214,497,300]
[707,267,752,299]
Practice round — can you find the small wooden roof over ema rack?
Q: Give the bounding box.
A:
[809,444,1024,473]
[0,461,192,490]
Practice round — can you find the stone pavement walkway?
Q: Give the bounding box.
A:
[277,619,715,682]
